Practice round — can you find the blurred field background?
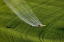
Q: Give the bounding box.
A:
[0,0,64,42]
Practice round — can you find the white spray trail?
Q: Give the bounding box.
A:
[4,0,46,27]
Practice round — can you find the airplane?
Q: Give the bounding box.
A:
[37,24,46,27]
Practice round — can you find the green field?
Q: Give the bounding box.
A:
[0,0,64,42]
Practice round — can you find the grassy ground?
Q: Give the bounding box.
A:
[0,0,64,42]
